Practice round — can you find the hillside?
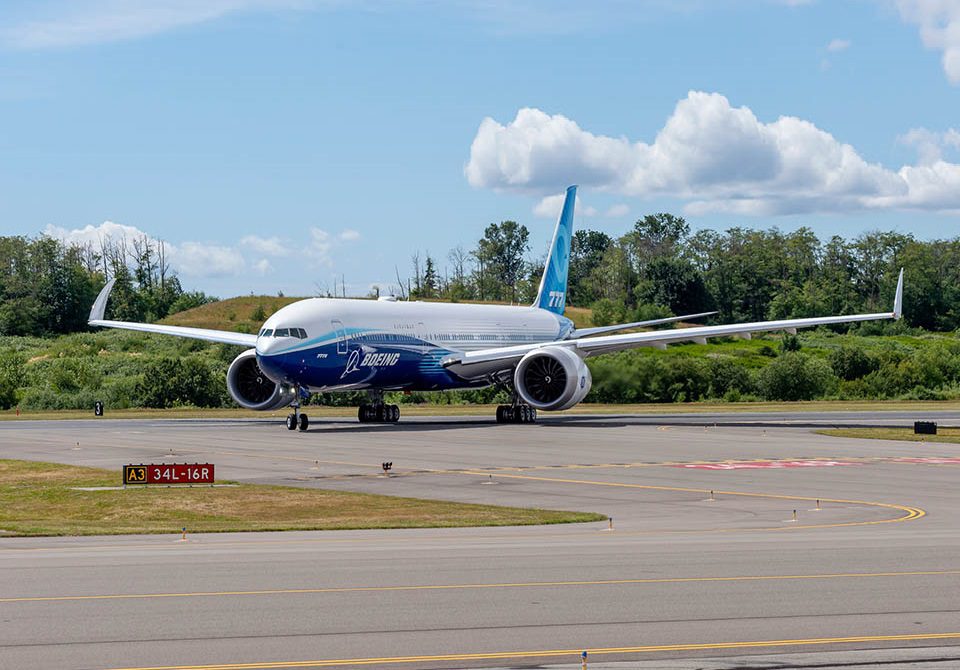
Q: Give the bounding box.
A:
[162,296,597,331]
[160,296,301,333]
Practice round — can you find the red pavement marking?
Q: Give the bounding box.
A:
[675,460,862,470]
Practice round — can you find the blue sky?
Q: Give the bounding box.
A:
[1,1,959,297]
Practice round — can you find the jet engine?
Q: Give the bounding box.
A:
[227,349,296,411]
[514,346,592,411]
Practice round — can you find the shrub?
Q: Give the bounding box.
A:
[779,333,801,353]
[757,352,836,401]
[829,345,879,380]
[0,352,24,409]
[590,298,627,327]
[707,356,755,398]
[137,357,223,408]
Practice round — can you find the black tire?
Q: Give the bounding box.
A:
[390,405,400,422]
[298,413,309,431]
[285,414,297,430]
[495,406,504,423]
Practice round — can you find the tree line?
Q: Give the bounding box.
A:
[404,213,960,331]
[0,234,215,336]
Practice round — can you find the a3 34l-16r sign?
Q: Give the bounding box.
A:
[123,463,215,485]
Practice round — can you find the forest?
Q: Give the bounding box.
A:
[0,213,958,411]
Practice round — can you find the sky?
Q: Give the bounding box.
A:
[1,0,959,298]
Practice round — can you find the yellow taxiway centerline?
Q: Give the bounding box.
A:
[4,568,958,604]
[461,470,926,530]
[105,632,960,669]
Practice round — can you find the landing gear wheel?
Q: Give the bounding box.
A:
[504,405,536,424]
[286,414,297,430]
[388,404,400,423]
[298,413,309,431]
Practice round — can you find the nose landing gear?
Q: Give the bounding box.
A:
[286,385,309,431]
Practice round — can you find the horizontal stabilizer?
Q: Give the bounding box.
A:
[570,311,716,339]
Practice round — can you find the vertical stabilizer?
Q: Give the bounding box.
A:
[534,185,576,314]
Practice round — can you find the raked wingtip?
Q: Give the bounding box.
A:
[892,268,904,320]
[88,278,116,324]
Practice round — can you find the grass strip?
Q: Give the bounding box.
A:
[817,427,960,445]
[0,459,604,537]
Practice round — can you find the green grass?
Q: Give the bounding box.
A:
[817,427,960,445]
[0,459,604,536]
[160,295,301,333]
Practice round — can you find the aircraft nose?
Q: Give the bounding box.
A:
[257,335,279,355]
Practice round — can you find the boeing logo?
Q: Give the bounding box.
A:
[341,350,401,378]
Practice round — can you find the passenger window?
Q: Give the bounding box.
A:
[275,328,289,337]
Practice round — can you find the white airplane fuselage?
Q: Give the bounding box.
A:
[256,298,575,392]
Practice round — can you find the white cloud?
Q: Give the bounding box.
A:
[2,0,307,49]
[307,227,334,264]
[899,127,960,164]
[43,220,146,247]
[240,234,290,257]
[605,203,629,218]
[465,91,960,215]
[253,258,273,275]
[45,220,246,278]
[826,38,851,52]
[339,228,361,241]
[897,0,960,84]
[533,192,597,218]
[174,241,246,277]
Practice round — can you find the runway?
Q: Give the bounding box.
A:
[2,411,960,669]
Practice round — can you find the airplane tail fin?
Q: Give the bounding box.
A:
[534,185,576,314]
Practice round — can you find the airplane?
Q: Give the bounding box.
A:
[88,186,904,432]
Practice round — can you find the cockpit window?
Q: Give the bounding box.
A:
[260,328,307,338]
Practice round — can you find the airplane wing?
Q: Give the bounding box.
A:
[88,279,259,348]
[568,311,717,338]
[443,270,904,380]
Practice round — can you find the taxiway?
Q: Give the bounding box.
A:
[2,412,959,669]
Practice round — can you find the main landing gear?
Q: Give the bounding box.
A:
[496,404,537,424]
[493,377,538,424]
[286,385,309,431]
[358,390,400,424]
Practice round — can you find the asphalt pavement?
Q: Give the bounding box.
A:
[2,411,960,669]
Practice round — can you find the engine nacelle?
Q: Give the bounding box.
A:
[514,346,592,411]
[226,349,296,411]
